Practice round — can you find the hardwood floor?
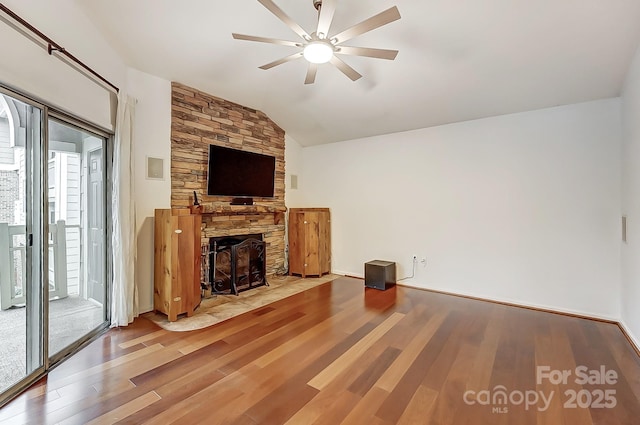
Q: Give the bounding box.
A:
[1,276,639,424]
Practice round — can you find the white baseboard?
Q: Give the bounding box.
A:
[396,280,619,323]
[334,271,618,322]
[139,303,153,314]
[333,269,361,279]
[618,320,640,355]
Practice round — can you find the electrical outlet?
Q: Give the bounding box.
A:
[421,257,427,266]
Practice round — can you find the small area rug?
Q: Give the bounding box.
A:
[143,274,340,332]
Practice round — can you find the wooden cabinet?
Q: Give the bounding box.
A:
[154,208,201,321]
[288,208,331,277]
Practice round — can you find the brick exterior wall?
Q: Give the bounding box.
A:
[170,82,286,275]
[0,170,19,224]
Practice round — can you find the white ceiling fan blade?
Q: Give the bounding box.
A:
[232,33,302,47]
[316,0,337,39]
[259,52,304,70]
[304,63,318,84]
[258,0,310,40]
[332,6,401,45]
[337,46,398,60]
[329,56,362,81]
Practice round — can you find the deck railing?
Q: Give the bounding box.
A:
[0,220,75,310]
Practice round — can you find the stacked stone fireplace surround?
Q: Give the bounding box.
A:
[170,82,286,277]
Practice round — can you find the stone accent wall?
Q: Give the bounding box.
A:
[170,82,286,275]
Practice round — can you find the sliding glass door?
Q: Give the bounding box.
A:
[47,118,107,357]
[0,91,44,395]
[0,86,110,405]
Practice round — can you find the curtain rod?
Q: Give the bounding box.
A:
[0,3,119,94]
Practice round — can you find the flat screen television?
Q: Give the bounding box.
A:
[207,145,275,203]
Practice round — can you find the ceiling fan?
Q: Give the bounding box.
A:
[232,0,401,84]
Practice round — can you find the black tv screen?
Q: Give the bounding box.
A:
[207,145,275,198]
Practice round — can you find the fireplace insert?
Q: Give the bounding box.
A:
[207,234,267,295]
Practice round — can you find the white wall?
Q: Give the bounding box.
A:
[300,99,622,320]
[125,68,172,313]
[284,134,306,208]
[621,44,640,348]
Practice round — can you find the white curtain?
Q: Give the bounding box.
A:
[111,92,138,327]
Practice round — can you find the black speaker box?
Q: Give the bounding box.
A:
[364,260,396,290]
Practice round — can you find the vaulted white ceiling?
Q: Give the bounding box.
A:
[77,0,640,146]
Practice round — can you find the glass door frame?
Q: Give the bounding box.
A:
[0,84,46,407]
[46,111,112,366]
[0,83,113,407]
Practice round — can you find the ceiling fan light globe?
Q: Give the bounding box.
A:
[303,41,333,64]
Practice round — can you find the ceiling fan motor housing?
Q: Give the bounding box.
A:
[313,0,323,11]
